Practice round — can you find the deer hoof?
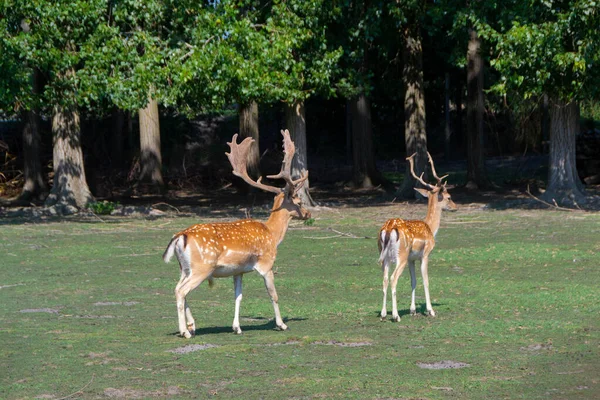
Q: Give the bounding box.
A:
[233,327,243,335]
[427,310,436,317]
[181,331,192,339]
[410,309,417,316]
[392,315,400,322]
[277,323,288,331]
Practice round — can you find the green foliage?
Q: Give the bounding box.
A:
[1,209,598,398]
[86,200,118,215]
[303,217,316,226]
[168,0,342,115]
[469,0,600,102]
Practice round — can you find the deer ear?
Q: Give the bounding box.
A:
[414,188,430,198]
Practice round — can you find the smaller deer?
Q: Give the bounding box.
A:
[378,152,457,321]
[163,130,310,338]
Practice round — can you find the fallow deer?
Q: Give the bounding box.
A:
[378,152,457,322]
[163,130,310,338]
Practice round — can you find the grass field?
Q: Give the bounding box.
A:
[1,202,599,399]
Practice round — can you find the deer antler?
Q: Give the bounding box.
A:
[426,151,448,184]
[226,134,282,194]
[226,130,309,195]
[266,130,309,193]
[406,153,436,190]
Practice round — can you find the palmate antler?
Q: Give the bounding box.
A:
[406,152,448,189]
[226,129,308,194]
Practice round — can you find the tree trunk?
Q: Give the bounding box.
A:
[466,28,490,189]
[19,70,47,202]
[351,93,385,189]
[238,101,260,179]
[444,72,451,161]
[137,97,165,194]
[20,109,47,202]
[111,108,126,169]
[284,100,315,206]
[397,23,428,198]
[541,99,586,206]
[44,106,93,211]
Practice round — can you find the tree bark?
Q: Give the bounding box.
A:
[351,93,385,189]
[397,23,428,198]
[284,100,315,206]
[541,99,586,205]
[238,101,260,179]
[44,106,93,211]
[466,28,490,189]
[20,110,47,201]
[110,108,126,169]
[19,70,47,202]
[444,72,451,161]
[137,97,165,193]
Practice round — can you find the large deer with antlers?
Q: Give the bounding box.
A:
[378,153,457,322]
[163,130,310,338]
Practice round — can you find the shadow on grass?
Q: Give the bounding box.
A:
[168,316,308,337]
[375,302,443,320]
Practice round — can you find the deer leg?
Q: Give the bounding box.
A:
[421,255,435,317]
[390,255,408,322]
[409,260,417,315]
[176,270,196,335]
[260,269,287,331]
[381,261,390,320]
[184,299,195,335]
[232,275,243,334]
[175,271,211,338]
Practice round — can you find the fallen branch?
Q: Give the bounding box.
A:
[152,202,181,213]
[328,228,372,239]
[525,185,582,212]
[304,228,372,240]
[56,374,95,400]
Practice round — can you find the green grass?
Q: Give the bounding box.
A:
[1,206,599,399]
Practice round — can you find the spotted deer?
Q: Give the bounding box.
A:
[163,130,310,338]
[378,152,457,322]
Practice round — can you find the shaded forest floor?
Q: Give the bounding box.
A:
[1,154,600,218]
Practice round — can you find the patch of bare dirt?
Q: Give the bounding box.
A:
[416,360,470,369]
[263,340,300,347]
[20,308,60,314]
[93,301,139,306]
[167,343,220,354]
[312,340,372,347]
[104,386,181,398]
[520,343,553,352]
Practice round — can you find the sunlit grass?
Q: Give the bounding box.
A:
[1,207,599,399]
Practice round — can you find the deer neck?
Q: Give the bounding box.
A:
[265,208,293,246]
[423,196,443,237]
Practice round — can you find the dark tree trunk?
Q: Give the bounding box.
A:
[351,93,385,189]
[110,108,126,169]
[444,72,451,161]
[397,23,428,198]
[346,99,353,165]
[137,97,165,194]
[44,106,93,211]
[541,99,586,206]
[19,70,47,202]
[238,101,260,179]
[285,100,315,206]
[466,28,490,189]
[20,110,47,201]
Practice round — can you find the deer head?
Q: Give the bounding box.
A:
[226,129,311,220]
[407,152,457,212]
